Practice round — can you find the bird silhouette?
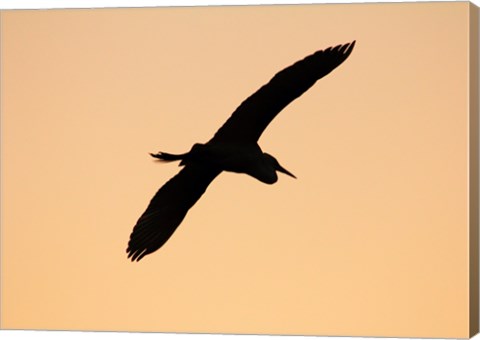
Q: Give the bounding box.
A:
[127,41,356,261]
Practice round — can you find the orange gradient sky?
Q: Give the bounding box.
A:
[0,2,477,338]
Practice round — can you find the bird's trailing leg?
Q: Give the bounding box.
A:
[150,151,187,162]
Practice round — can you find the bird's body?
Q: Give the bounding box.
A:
[127,41,356,261]
[155,142,289,184]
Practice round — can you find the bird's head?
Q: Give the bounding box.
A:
[264,153,296,179]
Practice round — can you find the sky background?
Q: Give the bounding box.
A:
[0,1,476,339]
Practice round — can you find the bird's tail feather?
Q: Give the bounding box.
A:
[150,151,187,162]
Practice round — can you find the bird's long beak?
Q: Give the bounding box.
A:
[277,163,296,179]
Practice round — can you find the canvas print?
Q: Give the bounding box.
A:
[1,2,478,339]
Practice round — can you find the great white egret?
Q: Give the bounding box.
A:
[127,41,356,261]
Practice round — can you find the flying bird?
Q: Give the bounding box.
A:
[127,41,356,261]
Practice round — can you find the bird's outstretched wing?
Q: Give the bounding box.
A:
[209,41,355,144]
[127,165,221,261]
